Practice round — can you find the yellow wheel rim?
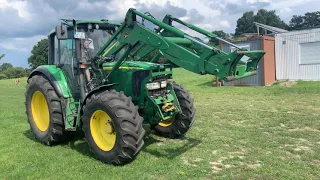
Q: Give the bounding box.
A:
[31,91,50,132]
[158,117,174,127]
[90,110,116,151]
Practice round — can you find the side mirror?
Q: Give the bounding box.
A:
[55,25,68,40]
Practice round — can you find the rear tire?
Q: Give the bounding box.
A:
[154,82,196,138]
[81,90,145,165]
[25,74,70,145]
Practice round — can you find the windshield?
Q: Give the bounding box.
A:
[79,29,113,59]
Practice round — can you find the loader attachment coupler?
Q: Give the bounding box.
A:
[97,8,265,82]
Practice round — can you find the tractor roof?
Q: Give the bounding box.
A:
[49,19,122,36]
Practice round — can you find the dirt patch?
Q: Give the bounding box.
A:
[229,120,247,127]
[287,111,300,114]
[313,159,320,164]
[306,105,320,111]
[293,146,311,151]
[288,126,320,132]
[212,150,219,155]
[182,157,204,167]
[280,123,286,127]
[285,151,301,159]
[247,163,261,169]
[192,158,203,162]
[298,138,309,142]
[211,166,223,173]
[181,157,197,167]
[224,164,234,169]
[228,148,248,156]
[217,157,228,163]
[266,151,272,155]
[208,148,250,173]
[279,81,297,87]
[157,142,164,146]
[238,156,245,159]
[209,162,224,173]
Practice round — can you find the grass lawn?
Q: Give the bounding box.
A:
[0,68,319,179]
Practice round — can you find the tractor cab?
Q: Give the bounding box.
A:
[47,20,121,98]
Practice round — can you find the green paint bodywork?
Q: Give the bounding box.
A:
[102,61,178,125]
[37,65,72,98]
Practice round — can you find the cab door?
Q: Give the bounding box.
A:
[51,33,80,98]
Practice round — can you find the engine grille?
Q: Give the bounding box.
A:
[132,70,150,96]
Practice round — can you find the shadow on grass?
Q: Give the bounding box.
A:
[141,135,202,159]
[24,129,201,160]
[197,81,214,87]
[23,129,84,147]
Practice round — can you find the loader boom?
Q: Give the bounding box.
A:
[96,8,265,81]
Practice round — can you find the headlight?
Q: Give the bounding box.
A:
[146,82,160,90]
[161,80,167,88]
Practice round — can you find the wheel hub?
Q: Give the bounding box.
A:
[105,122,114,134]
[90,110,116,151]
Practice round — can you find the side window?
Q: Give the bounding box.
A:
[60,39,74,64]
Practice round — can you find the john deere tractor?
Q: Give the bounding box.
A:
[25,8,265,165]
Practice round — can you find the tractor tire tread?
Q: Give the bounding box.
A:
[81,90,145,165]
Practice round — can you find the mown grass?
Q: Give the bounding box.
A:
[0,69,319,180]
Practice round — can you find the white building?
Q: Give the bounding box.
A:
[275,28,320,81]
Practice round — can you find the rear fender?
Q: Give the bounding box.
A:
[28,65,72,98]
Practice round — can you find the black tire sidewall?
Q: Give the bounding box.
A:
[153,115,179,136]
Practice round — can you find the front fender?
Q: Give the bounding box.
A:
[28,65,72,98]
[80,84,118,111]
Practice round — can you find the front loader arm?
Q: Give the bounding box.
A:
[97,8,265,81]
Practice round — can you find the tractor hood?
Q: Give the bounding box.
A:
[102,61,165,71]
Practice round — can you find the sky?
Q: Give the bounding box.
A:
[0,0,319,68]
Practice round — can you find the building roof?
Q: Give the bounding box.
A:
[254,22,288,34]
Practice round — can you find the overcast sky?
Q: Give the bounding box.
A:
[0,0,319,68]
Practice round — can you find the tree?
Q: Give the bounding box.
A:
[0,74,7,80]
[0,54,4,61]
[235,9,288,36]
[235,11,255,36]
[0,63,13,72]
[289,11,320,30]
[209,30,231,46]
[28,38,48,69]
[3,67,26,79]
[25,68,32,76]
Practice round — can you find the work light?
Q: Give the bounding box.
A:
[146,82,160,90]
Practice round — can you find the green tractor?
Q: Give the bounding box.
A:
[25,8,265,165]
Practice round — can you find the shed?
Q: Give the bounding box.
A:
[275,28,320,80]
[220,35,276,86]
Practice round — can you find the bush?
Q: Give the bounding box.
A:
[3,67,27,79]
[0,74,7,80]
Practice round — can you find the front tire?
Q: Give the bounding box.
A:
[154,82,196,138]
[25,75,70,145]
[81,90,145,165]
